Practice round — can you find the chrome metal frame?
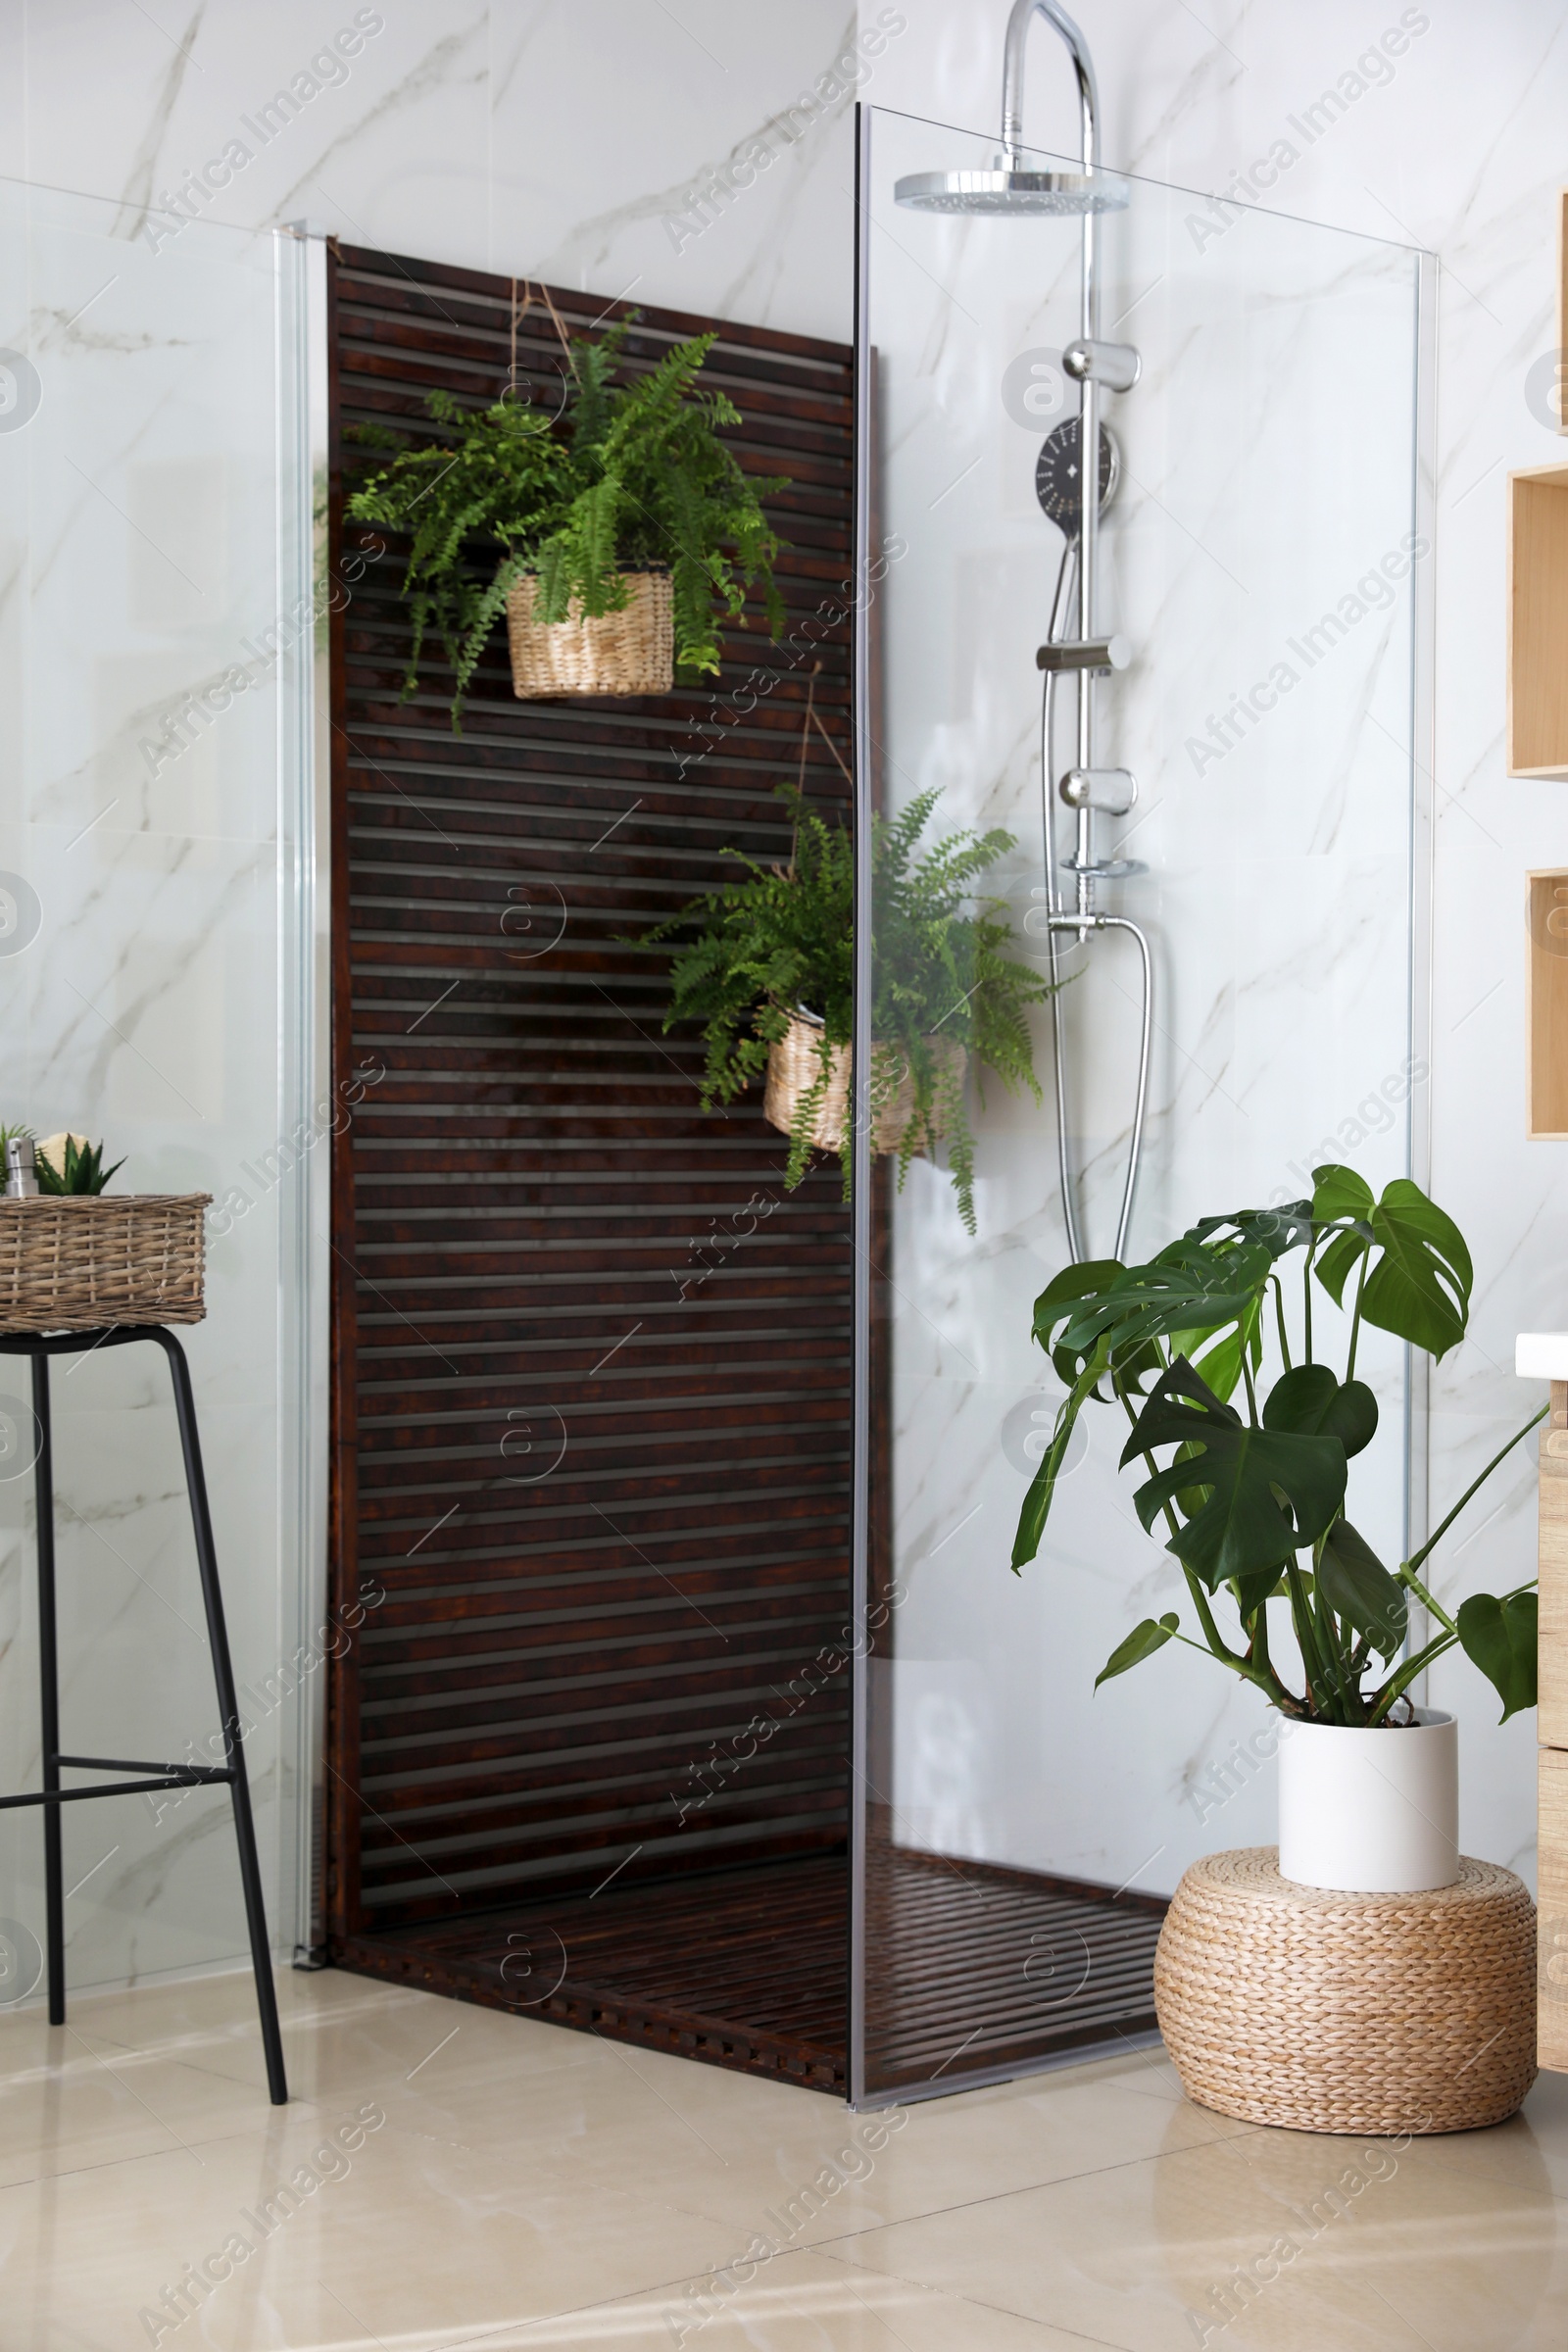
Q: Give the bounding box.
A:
[1403,247,1440,1696]
[276,222,332,1968]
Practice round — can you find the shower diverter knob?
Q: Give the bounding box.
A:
[1060,766,1137,814]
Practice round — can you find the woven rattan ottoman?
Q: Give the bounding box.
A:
[1155,1846,1537,2134]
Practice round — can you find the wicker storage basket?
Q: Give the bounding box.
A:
[506,568,673,699]
[0,1196,210,1333]
[763,1010,966,1156]
[1154,1846,1537,2134]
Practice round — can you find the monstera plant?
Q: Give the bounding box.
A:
[1010,1166,1544,1726]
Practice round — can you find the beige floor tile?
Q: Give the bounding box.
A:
[1395,2065,1568,2208]
[0,2106,736,2352]
[57,1963,599,2102]
[0,2024,330,2189]
[480,2246,1113,2348]
[353,2018,1250,2248]
[826,2104,1568,2352]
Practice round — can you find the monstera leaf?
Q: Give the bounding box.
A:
[1456,1592,1538,1722]
[1310,1164,1374,1222]
[1011,1334,1111,1570]
[1311,1168,1471,1361]
[1014,1236,1274,1566]
[1315,1518,1407,1654]
[1031,1259,1125,1384]
[1263,1362,1379,1456]
[1190,1200,1315,1258]
[1361,1181,1471,1357]
[1050,1237,1273,1372]
[1095,1612,1180,1689]
[1121,1358,1348,1590]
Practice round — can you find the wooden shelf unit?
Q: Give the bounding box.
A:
[1539,1379,1568,2073]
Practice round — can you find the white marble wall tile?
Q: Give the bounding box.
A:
[10,0,862,339]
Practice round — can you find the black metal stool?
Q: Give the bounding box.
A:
[0,1324,287,2103]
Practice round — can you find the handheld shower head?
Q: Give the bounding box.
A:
[1034,416,1119,537]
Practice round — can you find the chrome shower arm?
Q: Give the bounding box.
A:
[1001,0,1100,170]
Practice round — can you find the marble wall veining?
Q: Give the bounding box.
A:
[4,0,1565,1991]
[8,1,867,340]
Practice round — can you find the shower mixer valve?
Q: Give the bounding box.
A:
[1060,766,1136,814]
[1035,634,1130,674]
[1061,337,1141,391]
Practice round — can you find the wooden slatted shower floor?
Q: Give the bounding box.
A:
[332,1852,1164,2099]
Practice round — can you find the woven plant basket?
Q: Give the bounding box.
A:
[763,1010,967,1156]
[506,568,673,699]
[1155,1846,1537,2134]
[0,1196,210,1334]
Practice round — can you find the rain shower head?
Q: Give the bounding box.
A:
[893,166,1127,216]
[894,2,1128,217]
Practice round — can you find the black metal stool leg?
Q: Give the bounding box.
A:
[31,1351,65,2027]
[154,1332,288,2104]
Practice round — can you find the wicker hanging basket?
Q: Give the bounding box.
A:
[506,568,673,700]
[763,1010,966,1156]
[0,1196,210,1334]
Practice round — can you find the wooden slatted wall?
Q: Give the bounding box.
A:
[323,247,857,1939]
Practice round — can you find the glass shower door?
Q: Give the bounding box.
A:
[851,107,1430,2104]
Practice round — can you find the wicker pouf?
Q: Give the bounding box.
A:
[1155,1846,1537,2134]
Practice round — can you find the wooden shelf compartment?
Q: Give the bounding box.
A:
[1528,870,1568,1136]
[1509,468,1568,776]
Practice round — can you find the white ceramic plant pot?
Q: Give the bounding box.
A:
[1276,1708,1460,1893]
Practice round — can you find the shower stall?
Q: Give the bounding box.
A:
[0,68,1430,2113]
[849,85,1432,2100]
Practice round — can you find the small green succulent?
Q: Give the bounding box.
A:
[35,1136,124,1195]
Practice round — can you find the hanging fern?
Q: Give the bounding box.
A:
[343,315,785,727]
[637,784,1060,1233]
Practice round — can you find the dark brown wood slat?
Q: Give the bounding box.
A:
[333,1851,1162,2097]
[326,251,857,1986]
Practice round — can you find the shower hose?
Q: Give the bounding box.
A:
[1038,545,1152,1266]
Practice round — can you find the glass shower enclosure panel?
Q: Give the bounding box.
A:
[852,109,1427,2104]
[0,181,316,1988]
